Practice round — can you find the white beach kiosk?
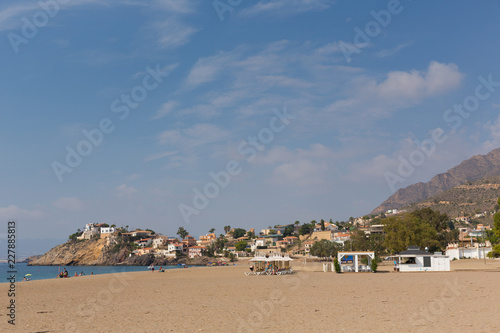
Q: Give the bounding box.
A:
[337,251,375,272]
[396,245,450,272]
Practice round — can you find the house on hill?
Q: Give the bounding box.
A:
[182,235,197,247]
[188,246,206,258]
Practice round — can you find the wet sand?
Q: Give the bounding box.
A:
[1,259,499,332]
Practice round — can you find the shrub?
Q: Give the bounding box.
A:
[333,258,341,273]
[371,259,378,272]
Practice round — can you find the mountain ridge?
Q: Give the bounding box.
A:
[371,147,500,214]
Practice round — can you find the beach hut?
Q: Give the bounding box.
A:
[396,246,450,272]
[248,252,294,275]
[337,251,375,272]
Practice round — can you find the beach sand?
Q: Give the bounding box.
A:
[1,259,499,332]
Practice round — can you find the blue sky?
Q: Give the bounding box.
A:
[2,0,500,256]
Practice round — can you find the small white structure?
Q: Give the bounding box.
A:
[446,247,492,260]
[337,251,375,273]
[397,246,450,272]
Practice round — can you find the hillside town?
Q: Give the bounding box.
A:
[69,205,499,263]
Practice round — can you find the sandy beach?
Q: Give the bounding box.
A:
[2,259,500,333]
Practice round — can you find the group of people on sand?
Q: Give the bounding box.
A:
[57,268,93,278]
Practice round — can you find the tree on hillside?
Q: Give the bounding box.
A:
[295,221,300,225]
[224,225,231,234]
[411,208,448,232]
[320,219,325,231]
[383,209,444,253]
[487,196,500,257]
[177,227,188,239]
[299,223,313,235]
[235,240,248,252]
[283,225,294,237]
[349,230,369,251]
[232,228,246,239]
[209,228,215,234]
[310,240,340,258]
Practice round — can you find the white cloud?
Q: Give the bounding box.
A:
[376,42,413,58]
[155,20,198,49]
[240,0,334,17]
[115,184,138,198]
[0,205,45,220]
[153,0,197,14]
[152,101,179,120]
[481,114,500,153]
[184,51,236,88]
[376,61,463,101]
[157,123,230,148]
[53,197,85,211]
[272,159,329,186]
[144,150,179,162]
[325,61,464,119]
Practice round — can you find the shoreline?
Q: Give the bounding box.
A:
[1,262,499,332]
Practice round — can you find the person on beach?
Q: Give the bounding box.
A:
[63,268,68,278]
[80,272,85,276]
[74,272,78,277]
[249,265,254,272]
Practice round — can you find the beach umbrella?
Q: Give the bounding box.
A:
[25,274,32,276]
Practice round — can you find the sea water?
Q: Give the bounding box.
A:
[0,263,179,282]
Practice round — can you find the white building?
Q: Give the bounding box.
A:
[446,247,492,260]
[100,227,115,234]
[168,242,184,254]
[397,246,450,272]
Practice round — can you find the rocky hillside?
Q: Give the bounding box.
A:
[28,238,108,266]
[400,176,500,220]
[28,238,218,266]
[372,147,500,214]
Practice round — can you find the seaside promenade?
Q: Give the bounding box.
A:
[1,260,499,332]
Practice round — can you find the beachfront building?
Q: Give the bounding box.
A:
[100,227,116,238]
[446,246,492,260]
[134,238,153,248]
[332,232,351,246]
[313,222,337,232]
[134,247,153,256]
[152,235,170,248]
[250,238,267,252]
[127,230,153,238]
[182,235,197,247]
[304,241,314,254]
[77,223,101,240]
[168,242,184,255]
[197,233,217,247]
[276,240,288,250]
[155,249,176,258]
[337,251,375,272]
[188,246,206,258]
[283,236,298,245]
[396,246,451,272]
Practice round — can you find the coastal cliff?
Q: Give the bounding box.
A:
[28,238,108,266]
[28,238,215,266]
